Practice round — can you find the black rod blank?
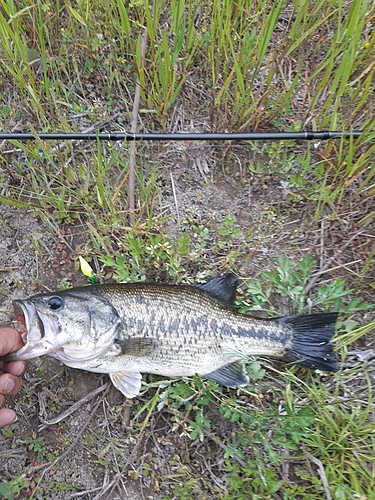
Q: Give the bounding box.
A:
[0,130,363,142]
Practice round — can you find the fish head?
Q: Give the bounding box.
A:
[7,287,121,364]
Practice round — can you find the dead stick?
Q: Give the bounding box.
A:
[303,449,332,500]
[164,408,248,467]
[38,383,108,431]
[305,232,361,294]
[102,428,146,500]
[43,112,121,157]
[30,383,111,498]
[127,29,148,224]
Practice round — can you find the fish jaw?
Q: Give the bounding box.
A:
[7,300,61,360]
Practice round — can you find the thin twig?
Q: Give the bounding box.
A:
[127,29,148,224]
[38,383,108,431]
[29,383,111,499]
[309,259,362,278]
[111,168,129,203]
[101,390,160,499]
[102,399,126,494]
[0,120,22,151]
[305,231,362,294]
[169,170,180,222]
[303,449,332,500]
[96,428,147,500]
[195,451,226,491]
[69,485,103,498]
[0,266,20,271]
[164,408,248,468]
[41,112,121,156]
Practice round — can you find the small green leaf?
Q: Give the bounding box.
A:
[66,4,87,26]
[1,429,13,438]
[0,482,12,497]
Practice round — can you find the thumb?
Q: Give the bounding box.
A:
[0,328,24,356]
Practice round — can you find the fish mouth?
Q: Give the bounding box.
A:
[13,300,39,340]
[5,300,57,361]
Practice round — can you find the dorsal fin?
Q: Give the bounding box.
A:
[194,273,238,307]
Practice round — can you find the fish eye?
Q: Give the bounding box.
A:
[47,296,63,311]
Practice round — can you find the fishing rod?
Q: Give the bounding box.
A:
[0,130,363,142]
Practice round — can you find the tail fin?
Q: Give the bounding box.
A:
[278,312,338,372]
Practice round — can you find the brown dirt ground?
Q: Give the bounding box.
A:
[0,139,374,499]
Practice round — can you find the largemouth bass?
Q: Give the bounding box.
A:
[5,274,338,397]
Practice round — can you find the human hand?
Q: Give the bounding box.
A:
[0,327,27,427]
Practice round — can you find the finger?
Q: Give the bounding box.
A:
[0,408,17,428]
[0,374,21,395]
[1,360,28,377]
[0,327,24,355]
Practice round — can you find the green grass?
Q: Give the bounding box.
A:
[1,0,374,498]
[132,359,375,499]
[1,0,374,220]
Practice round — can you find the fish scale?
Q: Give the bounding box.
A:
[4,274,338,398]
[106,284,286,367]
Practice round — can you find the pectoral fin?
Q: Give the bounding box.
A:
[204,361,249,388]
[114,338,156,357]
[110,371,142,398]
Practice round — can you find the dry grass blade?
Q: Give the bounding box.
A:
[303,449,332,500]
[122,29,147,223]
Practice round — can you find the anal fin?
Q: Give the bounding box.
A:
[110,371,142,398]
[204,361,249,388]
[221,341,249,362]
